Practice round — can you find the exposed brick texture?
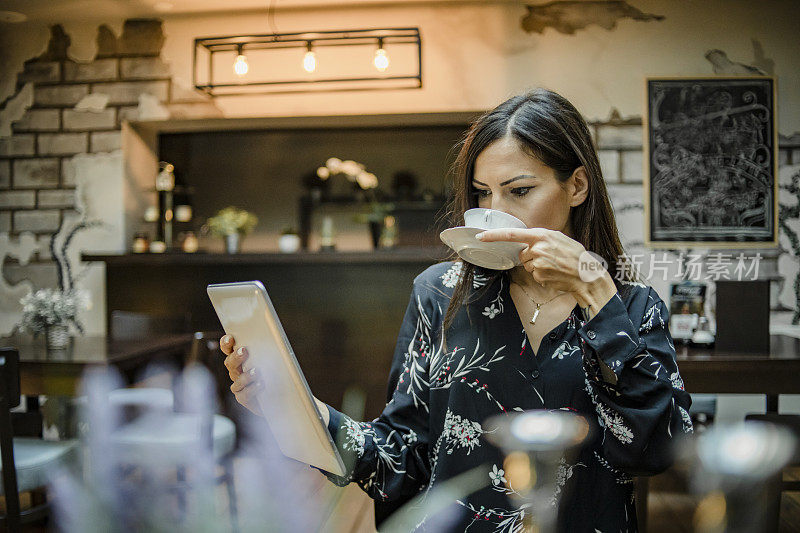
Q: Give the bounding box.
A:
[63,109,116,130]
[13,109,61,132]
[90,80,169,105]
[18,61,61,84]
[120,57,170,79]
[13,210,60,232]
[37,133,88,156]
[0,135,35,157]
[13,159,60,188]
[64,58,118,82]
[0,191,36,209]
[621,150,644,183]
[90,131,121,152]
[597,149,620,183]
[596,124,644,149]
[34,84,90,107]
[37,189,75,209]
[0,160,9,188]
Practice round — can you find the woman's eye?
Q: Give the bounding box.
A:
[472,189,491,198]
[511,187,532,197]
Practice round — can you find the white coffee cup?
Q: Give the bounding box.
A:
[464,208,527,230]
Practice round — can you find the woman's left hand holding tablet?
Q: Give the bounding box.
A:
[220,334,263,416]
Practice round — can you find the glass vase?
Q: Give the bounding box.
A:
[225,233,240,254]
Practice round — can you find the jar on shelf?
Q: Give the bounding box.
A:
[181,231,199,253]
[132,233,150,253]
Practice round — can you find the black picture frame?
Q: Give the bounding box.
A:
[644,77,778,247]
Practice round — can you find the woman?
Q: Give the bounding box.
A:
[221,88,693,532]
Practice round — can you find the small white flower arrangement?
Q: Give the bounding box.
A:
[316,157,378,191]
[19,288,89,336]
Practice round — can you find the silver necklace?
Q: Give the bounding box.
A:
[514,282,570,326]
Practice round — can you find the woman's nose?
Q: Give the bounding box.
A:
[490,197,509,213]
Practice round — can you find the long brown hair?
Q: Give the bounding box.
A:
[441,88,640,337]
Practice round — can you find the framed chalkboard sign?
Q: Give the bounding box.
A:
[644,77,778,248]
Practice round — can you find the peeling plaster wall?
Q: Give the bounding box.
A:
[1,0,799,328]
[0,19,218,335]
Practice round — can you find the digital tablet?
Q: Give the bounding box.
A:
[207,280,346,476]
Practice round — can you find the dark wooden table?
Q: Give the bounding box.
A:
[676,334,800,411]
[0,334,194,397]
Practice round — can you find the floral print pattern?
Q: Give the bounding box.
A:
[319,261,693,533]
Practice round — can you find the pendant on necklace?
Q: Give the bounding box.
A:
[530,303,541,325]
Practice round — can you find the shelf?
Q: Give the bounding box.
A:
[82,246,453,266]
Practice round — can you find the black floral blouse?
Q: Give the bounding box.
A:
[319,260,693,532]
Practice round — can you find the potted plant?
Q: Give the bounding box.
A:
[19,288,89,350]
[316,158,394,248]
[205,206,258,253]
[278,226,301,253]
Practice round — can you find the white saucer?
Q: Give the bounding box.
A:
[440,226,526,270]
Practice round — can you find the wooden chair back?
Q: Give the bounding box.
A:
[1,347,22,531]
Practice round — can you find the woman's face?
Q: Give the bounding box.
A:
[471,136,586,238]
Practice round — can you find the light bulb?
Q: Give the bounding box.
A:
[303,50,317,73]
[374,48,389,72]
[233,54,249,77]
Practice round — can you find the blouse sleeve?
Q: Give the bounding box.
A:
[317,281,434,502]
[576,285,694,476]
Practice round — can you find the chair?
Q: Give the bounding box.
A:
[1,347,79,531]
[105,332,238,524]
[744,413,800,533]
[105,310,193,415]
[109,310,192,341]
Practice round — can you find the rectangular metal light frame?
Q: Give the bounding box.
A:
[193,27,422,96]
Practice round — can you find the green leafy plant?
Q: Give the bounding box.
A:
[206,206,258,236]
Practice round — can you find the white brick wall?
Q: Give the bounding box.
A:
[37,189,75,208]
[117,106,140,125]
[63,109,116,130]
[0,212,9,232]
[597,149,620,182]
[13,109,61,132]
[621,150,644,183]
[13,158,59,188]
[596,124,643,149]
[64,59,118,82]
[13,210,60,232]
[0,191,36,209]
[120,57,170,79]
[0,135,35,157]
[0,160,9,187]
[89,131,121,152]
[18,62,60,84]
[90,80,169,105]
[34,84,90,107]
[37,132,88,155]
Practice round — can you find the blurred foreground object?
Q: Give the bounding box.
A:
[687,419,798,533]
[485,409,590,533]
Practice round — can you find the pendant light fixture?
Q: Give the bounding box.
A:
[233,44,249,77]
[302,41,317,73]
[373,37,389,72]
[194,28,422,96]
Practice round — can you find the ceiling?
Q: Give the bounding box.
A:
[0,0,527,23]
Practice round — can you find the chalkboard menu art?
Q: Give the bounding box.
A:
[644,77,779,248]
